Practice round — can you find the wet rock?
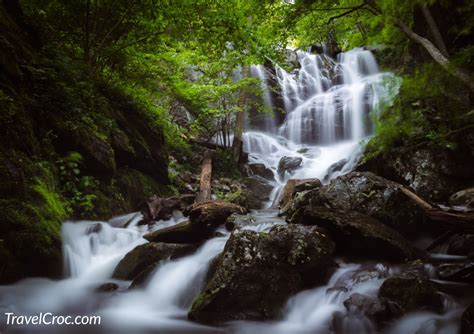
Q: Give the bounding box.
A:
[247,163,275,181]
[189,224,336,324]
[343,293,402,327]
[141,195,181,223]
[243,176,274,209]
[113,242,196,280]
[144,201,247,244]
[96,282,119,293]
[184,200,248,227]
[378,276,443,314]
[277,156,303,177]
[447,234,474,256]
[461,303,474,334]
[225,213,255,231]
[358,147,474,202]
[294,171,426,236]
[450,188,474,207]
[437,263,474,283]
[279,178,321,211]
[323,158,348,181]
[290,206,425,261]
[86,223,102,234]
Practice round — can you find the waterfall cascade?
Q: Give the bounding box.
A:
[0,48,463,334]
[244,48,399,207]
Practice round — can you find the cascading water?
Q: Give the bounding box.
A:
[244,48,400,207]
[0,48,466,334]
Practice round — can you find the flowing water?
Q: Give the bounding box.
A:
[0,48,467,334]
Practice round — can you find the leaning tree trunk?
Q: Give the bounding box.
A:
[395,19,474,92]
[419,4,449,57]
[197,150,212,203]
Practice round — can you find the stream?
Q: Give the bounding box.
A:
[0,48,467,333]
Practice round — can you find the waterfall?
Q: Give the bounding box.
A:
[244,48,400,207]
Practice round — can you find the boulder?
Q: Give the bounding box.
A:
[343,293,401,327]
[447,234,474,256]
[247,163,275,181]
[461,303,474,334]
[378,276,443,314]
[450,188,474,207]
[96,282,119,293]
[294,171,426,236]
[323,158,348,181]
[113,242,196,280]
[358,146,474,202]
[277,156,303,177]
[278,178,321,211]
[141,195,182,224]
[290,206,425,261]
[243,176,274,209]
[188,224,336,324]
[144,201,247,243]
[437,263,474,283]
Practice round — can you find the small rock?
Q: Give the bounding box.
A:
[96,283,119,293]
[247,163,275,181]
[449,188,474,207]
[277,156,303,177]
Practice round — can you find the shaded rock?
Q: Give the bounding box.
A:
[184,200,248,227]
[189,224,336,324]
[279,178,321,211]
[447,234,474,256]
[144,201,247,244]
[243,176,274,209]
[95,282,119,293]
[86,223,102,234]
[437,263,474,283]
[277,156,302,177]
[358,146,474,202]
[378,276,443,314]
[247,163,275,181]
[462,303,474,334]
[290,206,424,261]
[141,195,181,223]
[113,242,196,280]
[343,293,402,327]
[296,171,425,236]
[225,214,255,231]
[323,158,348,181]
[450,188,474,207]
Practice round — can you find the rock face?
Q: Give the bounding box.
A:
[243,176,274,209]
[290,206,424,261]
[113,242,196,280]
[447,234,474,256]
[277,156,303,177]
[144,201,247,243]
[278,178,322,211]
[450,188,474,207]
[462,303,474,334]
[358,146,474,202]
[343,293,401,327]
[247,163,275,181]
[189,224,336,324]
[378,276,443,314]
[290,171,425,236]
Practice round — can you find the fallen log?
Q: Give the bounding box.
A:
[399,186,474,231]
[197,149,212,202]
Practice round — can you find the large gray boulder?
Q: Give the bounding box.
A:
[289,171,426,236]
[188,224,336,324]
[290,206,425,261]
[144,201,247,243]
[112,242,196,280]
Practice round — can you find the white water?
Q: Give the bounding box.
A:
[0,48,465,334]
[245,48,400,206]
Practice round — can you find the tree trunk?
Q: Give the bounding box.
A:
[197,150,212,203]
[399,186,474,231]
[419,4,449,57]
[232,66,249,164]
[395,19,474,92]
